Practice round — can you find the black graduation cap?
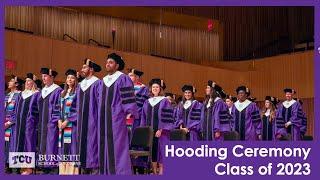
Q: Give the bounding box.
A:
[165,92,176,100]
[26,73,37,81]
[149,78,166,90]
[107,53,125,71]
[208,80,226,98]
[283,88,296,94]
[40,68,58,78]
[128,68,144,77]
[84,58,101,72]
[226,95,237,103]
[182,85,196,93]
[11,75,25,86]
[65,69,77,77]
[218,89,227,99]
[236,85,250,96]
[34,79,43,89]
[265,96,280,106]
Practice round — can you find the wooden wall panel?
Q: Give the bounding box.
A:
[5,31,13,61]
[164,60,189,94]
[10,32,52,78]
[5,30,314,101]
[51,40,87,81]
[5,31,315,136]
[140,55,165,87]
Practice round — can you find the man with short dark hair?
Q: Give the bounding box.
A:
[98,53,138,175]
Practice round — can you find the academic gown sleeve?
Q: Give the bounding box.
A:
[158,99,175,131]
[213,100,231,133]
[136,86,149,118]
[250,103,262,137]
[289,102,302,129]
[175,103,184,128]
[140,100,148,127]
[275,105,286,138]
[187,101,203,130]
[119,75,138,119]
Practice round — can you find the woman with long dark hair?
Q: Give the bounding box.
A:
[58,69,78,175]
[176,85,203,141]
[201,81,230,141]
[261,96,279,141]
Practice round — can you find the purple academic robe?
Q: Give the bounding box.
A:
[140,97,175,164]
[76,79,100,169]
[176,100,203,141]
[132,85,149,129]
[25,85,62,167]
[201,98,231,141]
[275,101,302,141]
[97,72,138,175]
[261,114,275,141]
[14,91,38,152]
[231,100,262,141]
[4,91,21,162]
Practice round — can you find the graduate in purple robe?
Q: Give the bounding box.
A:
[25,68,62,174]
[231,86,262,141]
[97,53,138,175]
[225,95,237,116]
[140,78,175,175]
[4,75,23,174]
[275,89,303,141]
[58,69,78,175]
[127,68,149,138]
[127,68,150,174]
[261,96,279,141]
[176,85,203,141]
[201,81,230,141]
[76,58,101,174]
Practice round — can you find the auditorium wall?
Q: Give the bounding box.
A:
[4,30,315,136]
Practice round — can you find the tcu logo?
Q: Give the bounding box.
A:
[9,152,35,168]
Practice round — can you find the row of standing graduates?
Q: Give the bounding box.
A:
[130,76,307,174]
[4,52,307,175]
[164,84,307,142]
[5,53,148,175]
